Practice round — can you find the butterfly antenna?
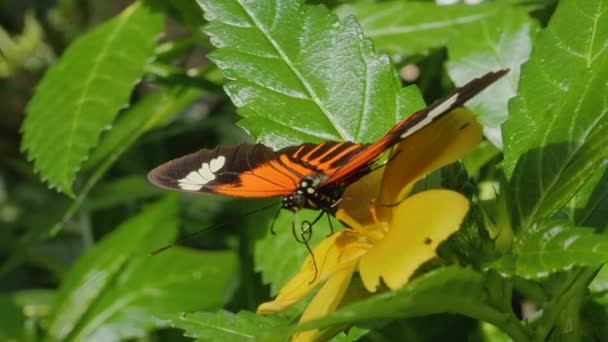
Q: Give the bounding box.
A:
[150,200,281,256]
[291,211,324,284]
[269,205,282,235]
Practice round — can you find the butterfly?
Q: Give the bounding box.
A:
[148,70,508,215]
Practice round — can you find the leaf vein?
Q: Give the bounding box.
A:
[236,0,349,140]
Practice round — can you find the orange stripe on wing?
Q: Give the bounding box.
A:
[313,143,363,170]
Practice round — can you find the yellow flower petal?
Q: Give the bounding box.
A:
[293,263,357,342]
[257,231,366,314]
[359,190,469,292]
[337,167,384,227]
[378,108,482,206]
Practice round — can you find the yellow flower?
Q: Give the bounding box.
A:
[257,109,482,341]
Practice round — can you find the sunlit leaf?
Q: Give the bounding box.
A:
[78,248,237,341]
[488,220,608,279]
[446,9,536,148]
[46,195,238,341]
[294,267,525,341]
[336,2,533,148]
[200,0,424,148]
[21,2,163,196]
[335,2,508,56]
[502,0,608,230]
[590,264,608,294]
[47,196,180,340]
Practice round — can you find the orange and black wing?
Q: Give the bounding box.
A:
[324,69,509,184]
[147,141,369,198]
[149,70,508,198]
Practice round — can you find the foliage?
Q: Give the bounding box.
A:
[2,0,607,341]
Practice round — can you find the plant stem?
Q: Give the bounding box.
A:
[533,267,599,341]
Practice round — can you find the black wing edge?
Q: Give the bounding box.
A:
[388,69,509,140]
[443,69,509,109]
[147,143,277,192]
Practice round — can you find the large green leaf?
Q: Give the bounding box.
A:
[85,86,203,169]
[336,2,534,148]
[51,85,202,236]
[335,2,507,56]
[446,9,536,148]
[46,195,238,341]
[293,267,529,341]
[21,2,163,196]
[488,220,608,279]
[168,310,286,341]
[74,248,237,341]
[199,0,424,148]
[0,294,25,341]
[502,0,608,229]
[569,164,608,229]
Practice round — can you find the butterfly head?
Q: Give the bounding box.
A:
[282,174,341,212]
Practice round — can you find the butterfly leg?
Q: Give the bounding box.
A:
[325,212,334,236]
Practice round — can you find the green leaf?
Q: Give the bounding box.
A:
[461,140,500,176]
[46,195,238,341]
[488,220,608,279]
[569,164,608,229]
[295,267,529,341]
[85,86,203,169]
[0,293,25,341]
[75,248,237,341]
[51,85,202,236]
[87,176,164,211]
[336,2,533,148]
[590,264,608,293]
[168,310,286,341]
[501,0,608,229]
[328,327,369,342]
[446,9,537,148]
[200,0,424,148]
[335,2,508,56]
[21,2,163,196]
[46,195,179,340]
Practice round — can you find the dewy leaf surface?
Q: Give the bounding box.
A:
[502,0,608,229]
[488,220,608,279]
[199,0,422,148]
[21,2,163,196]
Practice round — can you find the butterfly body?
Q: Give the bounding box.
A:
[148,70,508,213]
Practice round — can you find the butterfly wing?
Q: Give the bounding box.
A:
[324,69,509,184]
[147,141,368,198]
[149,70,508,198]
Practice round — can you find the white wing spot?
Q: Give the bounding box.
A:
[210,156,225,172]
[177,156,226,191]
[401,93,459,139]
